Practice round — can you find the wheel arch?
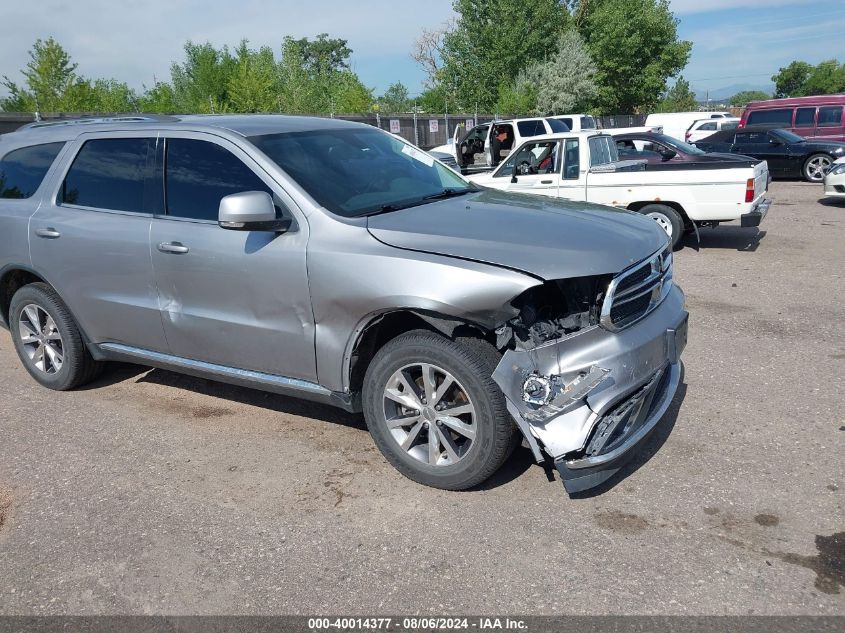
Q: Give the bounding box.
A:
[627,200,692,227]
[0,264,50,328]
[344,309,494,395]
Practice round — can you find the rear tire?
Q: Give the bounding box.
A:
[9,283,102,390]
[638,204,684,248]
[803,153,832,182]
[362,330,518,490]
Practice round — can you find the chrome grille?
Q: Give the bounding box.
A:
[601,246,673,331]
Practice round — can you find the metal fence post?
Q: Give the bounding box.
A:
[413,106,419,146]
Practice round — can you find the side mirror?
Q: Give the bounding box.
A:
[218,191,291,232]
[769,138,783,146]
[660,149,677,161]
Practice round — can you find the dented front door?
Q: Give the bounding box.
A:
[149,133,317,381]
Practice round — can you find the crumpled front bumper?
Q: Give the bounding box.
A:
[492,284,687,494]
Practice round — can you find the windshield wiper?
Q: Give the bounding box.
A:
[421,188,476,201]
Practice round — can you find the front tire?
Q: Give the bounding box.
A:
[9,283,102,390]
[362,331,518,490]
[803,154,832,182]
[638,204,684,248]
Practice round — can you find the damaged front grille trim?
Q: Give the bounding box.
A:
[600,246,673,332]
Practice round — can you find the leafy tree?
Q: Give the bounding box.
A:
[578,0,691,113]
[654,76,698,112]
[532,29,597,114]
[379,82,411,113]
[227,41,279,113]
[293,33,352,74]
[729,90,771,107]
[170,42,236,113]
[495,69,537,115]
[138,80,176,113]
[440,0,569,111]
[416,84,450,113]
[772,61,813,98]
[802,59,845,96]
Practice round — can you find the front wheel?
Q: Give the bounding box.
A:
[362,331,518,490]
[803,154,832,182]
[638,204,684,248]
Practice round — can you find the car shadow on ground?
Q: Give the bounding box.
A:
[84,362,365,429]
[679,227,766,252]
[818,197,845,208]
[83,361,687,495]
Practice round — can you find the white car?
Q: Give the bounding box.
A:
[467,130,771,247]
[685,118,740,144]
[823,157,845,198]
[645,111,732,142]
[431,117,570,173]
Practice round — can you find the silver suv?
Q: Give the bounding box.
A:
[0,115,687,494]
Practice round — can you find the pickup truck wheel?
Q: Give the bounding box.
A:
[8,283,102,391]
[638,204,683,248]
[362,330,518,490]
[803,154,832,182]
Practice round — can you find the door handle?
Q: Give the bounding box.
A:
[35,227,61,239]
[540,180,553,184]
[157,241,189,254]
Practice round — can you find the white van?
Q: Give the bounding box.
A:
[685,117,740,143]
[645,111,731,142]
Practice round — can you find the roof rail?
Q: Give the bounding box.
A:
[19,115,179,130]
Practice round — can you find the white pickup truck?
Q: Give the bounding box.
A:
[467,131,771,247]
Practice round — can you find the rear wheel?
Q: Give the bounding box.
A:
[803,154,832,182]
[9,283,102,390]
[362,331,518,490]
[638,204,684,248]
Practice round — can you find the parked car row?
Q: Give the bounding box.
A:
[0,114,689,495]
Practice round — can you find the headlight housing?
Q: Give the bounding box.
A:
[829,162,845,176]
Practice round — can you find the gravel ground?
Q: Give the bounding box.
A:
[0,180,842,615]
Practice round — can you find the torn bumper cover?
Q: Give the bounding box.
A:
[492,284,687,494]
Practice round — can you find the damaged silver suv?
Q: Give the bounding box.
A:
[0,115,687,494]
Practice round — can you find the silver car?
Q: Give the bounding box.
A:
[0,115,687,494]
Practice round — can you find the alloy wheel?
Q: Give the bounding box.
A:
[382,363,477,466]
[806,156,832,182]
[18,304,64,374]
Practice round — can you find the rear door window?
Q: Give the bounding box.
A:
[698,122,717,131]
[562,139,580,179]
[0,142,65,199]
[795,108,816,128]
[818,106,844,127]
[746,109,793,126]
[61,138,154,213]
[165,138,273,221]
[516,120,546,137]
[734,131,768,145]
[588,136,618,166]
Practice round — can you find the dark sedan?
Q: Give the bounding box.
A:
[612,132,758,167]
[692,126,845,182]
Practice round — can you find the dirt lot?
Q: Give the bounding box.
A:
[0,180,842,615]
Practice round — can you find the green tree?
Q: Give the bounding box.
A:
[227,41,279,113]
[772,61,812,98]
[1,37,79,111]
[416,84,450,113]
[532,29,597,114]
[802,59,845,96]
[729,90,771,107]
[170,41,236,113]
[495,69,537,115]
[440,0,569,111]
[379,81,411,113]
[138,80,176,113]
[578,0,691,113]
[654,76,698,112]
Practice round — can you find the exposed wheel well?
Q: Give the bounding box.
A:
[628,201,692,228]
[0,269,47,326]
[347,310,492,394]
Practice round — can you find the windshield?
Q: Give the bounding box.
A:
[772,129,805,143]
[249,128,472,217]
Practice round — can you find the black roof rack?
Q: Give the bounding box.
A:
[20,115,179,130]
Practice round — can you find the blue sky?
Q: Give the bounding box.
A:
[1,0,843,103]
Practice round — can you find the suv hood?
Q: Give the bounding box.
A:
[366,190,667,280]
